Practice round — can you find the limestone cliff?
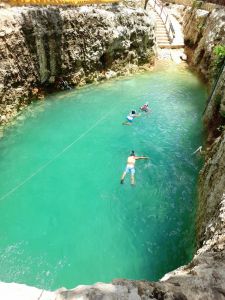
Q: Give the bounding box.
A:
[183,7,225,85]
[197,132,225,251]
[203,65,225,138]
[0,4,154,124]
[181,6,225,135]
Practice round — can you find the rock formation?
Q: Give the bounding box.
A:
[181,6,225,135]
[183,7,225,85]
[203,65,225,139]
[0,4,155,125]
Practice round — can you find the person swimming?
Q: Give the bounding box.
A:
[140,102,150,112]
[120,150,149,185]
[123,110,140,125]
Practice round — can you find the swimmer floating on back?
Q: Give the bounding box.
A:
[120,150,149,185]
[122,110,140,125]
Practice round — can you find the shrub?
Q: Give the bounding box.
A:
[213,45,225,67]
[191,0,203,9]
[212,45,225,79]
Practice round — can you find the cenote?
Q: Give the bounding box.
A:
[0,63,206,290]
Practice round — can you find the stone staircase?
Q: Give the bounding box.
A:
[151,10,186,62]
[154,12,170,48]
[148,0,184,50]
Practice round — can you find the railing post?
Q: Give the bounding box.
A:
[165,14,168,24]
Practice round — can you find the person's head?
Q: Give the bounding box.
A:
[130,150,135,156]
[145,102,149,106]
[131,110,136,114]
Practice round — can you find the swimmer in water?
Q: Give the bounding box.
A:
[140,102,150,112]
[120,150,149,185]
[123,110,140,125]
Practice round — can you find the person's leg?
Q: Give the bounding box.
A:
[131,174,135,185]
[123,117,133,126]
[131,168,135,185]
[120,172,126,183]
[120,168,128,184]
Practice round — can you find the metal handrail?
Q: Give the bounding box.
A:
[203,61,225,116]
[150,0,175,43]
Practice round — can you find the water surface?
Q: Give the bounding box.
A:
[0,62,206,290]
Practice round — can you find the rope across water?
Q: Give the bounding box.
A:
[0,108,114,202]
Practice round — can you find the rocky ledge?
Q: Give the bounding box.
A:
[0,4,155,125]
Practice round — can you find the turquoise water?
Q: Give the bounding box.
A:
[0,63,206,290]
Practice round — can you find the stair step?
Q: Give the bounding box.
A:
[156,27,166,31]
[156,31,168,35]
[158,42,170,45]
[156,34,168,37]
[153,13,172,47]
[157,38,169,41]
[157,39,170,43]
[157,37,169,40]
[158,44,172,48]
[155,30,167,33]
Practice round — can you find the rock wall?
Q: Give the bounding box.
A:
[164,5,225,86]
[182,7,225,85]
[197,132,225,250]
[203,65,225,138]
[0,4,155,125]
[180,6,225,136]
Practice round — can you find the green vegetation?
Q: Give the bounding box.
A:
[213,45,225,78]
[215,94,222,107]
[191,0,203,10]
[197,21,205,32]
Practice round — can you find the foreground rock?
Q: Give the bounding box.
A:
[0,4,155,125]
[1,250,225,300]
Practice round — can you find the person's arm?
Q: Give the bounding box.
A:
[135,156,149,160]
